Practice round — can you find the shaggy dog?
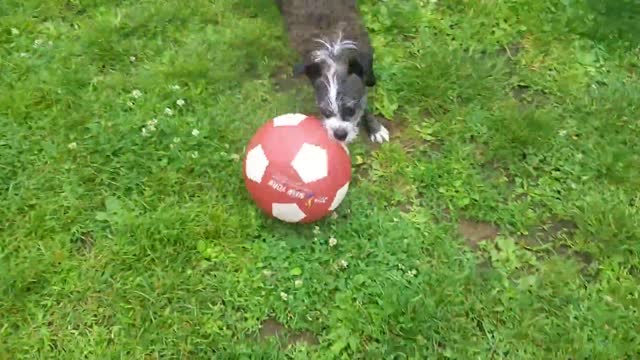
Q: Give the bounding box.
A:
[274,0,389,144]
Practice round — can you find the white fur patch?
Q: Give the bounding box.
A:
[311,33,359,119]
[312,32,358,60]
[324,62,339,115]
[370,125,390,143]
[324,116,359,144]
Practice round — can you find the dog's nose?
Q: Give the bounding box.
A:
[333,129,348,141]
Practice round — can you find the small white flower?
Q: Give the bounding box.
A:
[142,119,157,135]
[172,137,181,143]
[33,39,43,48]
[67,142,77,150]
[10,28,19,35]
[170,84,181,91]
[129,56,136,62]
[328,237,337,247]
[191,151,199,159]
[280,292,289,301]
[263,270,273,277]
[19,52,28,58]
[313,226,320,235]
[338,259,349,269]
[558,129,567,137]
[131,89,142,98]
[164,107,173,116]
[406,269,418,278]
[176,99,185,107]
[230,153,240,162]
[126,101,135,107]
[294,279,303,287]
[191,129,200,137]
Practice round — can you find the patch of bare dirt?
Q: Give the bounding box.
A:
[509,84,549,106]
[555,244,593,264]
[353,162,370,179]
[392,201,413,214]
[556,244,598,280]
[432,206,452,223]
[524,220,577,246]
[258,318,319,348]
[474,143,515,183]
[510,85,530,102]
[521,220,598,279]
[458,219,500,250]
[71,231,95,255]
[441,207,452,219]
[496,41,523,60]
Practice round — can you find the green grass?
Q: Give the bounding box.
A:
[2,0,640,358]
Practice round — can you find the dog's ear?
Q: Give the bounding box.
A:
[293,62,323,82]
[348,53,376,87]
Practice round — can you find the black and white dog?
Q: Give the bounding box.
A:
[275,0,389,144]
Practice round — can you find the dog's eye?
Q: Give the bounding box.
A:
[342,106,356,118]
[319,107,335,118]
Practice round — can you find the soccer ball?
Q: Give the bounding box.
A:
[243,113,351,223]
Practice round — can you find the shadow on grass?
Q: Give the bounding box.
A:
[574,0,640,47]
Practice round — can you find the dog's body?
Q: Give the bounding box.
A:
[275,0,389,144]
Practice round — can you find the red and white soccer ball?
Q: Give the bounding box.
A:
[243,113,351,223]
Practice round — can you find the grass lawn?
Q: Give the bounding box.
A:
[2,0,640,358]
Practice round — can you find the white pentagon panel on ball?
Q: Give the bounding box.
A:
[329,182,350,211]
[291,143,328,183]
[272,113,307,127]
[245,144,269,183]
[272,203,306,223]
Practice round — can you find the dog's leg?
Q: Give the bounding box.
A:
[364,111,389,143]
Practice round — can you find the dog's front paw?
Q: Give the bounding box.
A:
[369,125,390,143]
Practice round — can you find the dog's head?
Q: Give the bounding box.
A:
[294,38,375,144]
